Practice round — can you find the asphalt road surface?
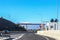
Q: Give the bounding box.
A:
[0,32,56,40]
[18,33,56,40]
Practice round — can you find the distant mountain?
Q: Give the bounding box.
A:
[0,17,26,31]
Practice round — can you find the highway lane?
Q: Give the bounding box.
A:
[0,32,56,40]
[18,33,56,40]
[0,32,25,40]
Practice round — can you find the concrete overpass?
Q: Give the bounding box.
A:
[19,23,45,30]
[19,23,45,25]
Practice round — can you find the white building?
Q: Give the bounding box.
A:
[45,22,60,30]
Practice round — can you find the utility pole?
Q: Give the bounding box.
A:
[56,0,58,30]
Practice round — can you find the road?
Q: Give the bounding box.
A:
[18,33,56,40]
[0,32,56,40]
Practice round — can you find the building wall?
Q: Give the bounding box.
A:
[45,22,60,30]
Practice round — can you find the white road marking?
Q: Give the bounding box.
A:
[13,34,25,40]
[42,36,49,40]
[0,37,9,40]
[35,33,49,40]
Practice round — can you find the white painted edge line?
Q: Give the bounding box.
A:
[0,37,9,40]
[13,34,25,40]
[42,36,49,40]
[35,33,49,40]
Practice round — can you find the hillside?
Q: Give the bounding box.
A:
[0,17,26,31]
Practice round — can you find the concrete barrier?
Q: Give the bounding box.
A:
[37,30,60,40]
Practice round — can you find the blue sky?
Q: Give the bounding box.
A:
[0,0,60,23]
